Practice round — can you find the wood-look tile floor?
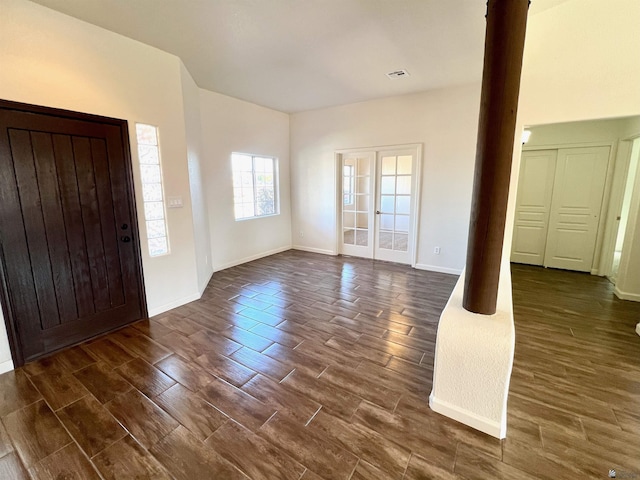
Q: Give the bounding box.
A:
[1,251,639,479]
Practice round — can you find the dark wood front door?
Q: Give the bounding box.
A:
[0,100,146,365]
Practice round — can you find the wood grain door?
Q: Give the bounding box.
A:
[0,100,146,365]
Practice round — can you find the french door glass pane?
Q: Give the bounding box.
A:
[397,176,411,194]
[381,156,396,174]
[380,214,394,230]
[344,229,356,245]
[377,153,413,254]
[343,155,371,249]
[396,196,410,215]
[396,215,410,233]
[380,195,394,213]
[381,176,395,194]
[397,155,412,174]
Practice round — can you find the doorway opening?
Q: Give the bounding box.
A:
[610,136,640,283]
[511,116,640,280]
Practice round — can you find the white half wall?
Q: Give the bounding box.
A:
[199,90,292,272]
[290,84,481,272]
[0,0,201,367]
[430,260,515,438]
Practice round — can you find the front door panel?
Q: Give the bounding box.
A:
[0,102,146,363]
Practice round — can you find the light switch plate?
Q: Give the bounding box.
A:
[167,196,183,208]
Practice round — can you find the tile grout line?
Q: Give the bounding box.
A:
[304,406,323,427]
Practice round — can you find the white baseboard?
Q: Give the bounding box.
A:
[429,393,505,439]
[198,268,215,296]
[0,359,15,375]
[614,286,640,302]
[148,292,201,317]
[291,245,337,256]
[213,245,292,273]
[414,263,463,276]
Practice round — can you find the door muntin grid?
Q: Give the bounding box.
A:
[342,156,371,247]
[378,154,412,251]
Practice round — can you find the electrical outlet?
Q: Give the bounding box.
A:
[299,231,304,238]
[434,246,441,255]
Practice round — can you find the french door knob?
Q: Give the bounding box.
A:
[376,210,381,215]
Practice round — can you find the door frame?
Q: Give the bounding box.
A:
[335,143,422,267]
[601,134,640,281]
[0,99,148,367]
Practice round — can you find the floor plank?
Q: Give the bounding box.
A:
[0,253,638,479]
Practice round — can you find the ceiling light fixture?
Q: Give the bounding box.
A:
[386,69,410,79]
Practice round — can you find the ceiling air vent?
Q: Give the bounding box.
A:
[386,69,410,79]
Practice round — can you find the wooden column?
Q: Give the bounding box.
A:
[463,0,529,315]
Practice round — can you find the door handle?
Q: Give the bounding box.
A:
[120,236,131,243]
[376,210,381,215]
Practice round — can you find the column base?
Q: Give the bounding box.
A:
[429,260,515,439]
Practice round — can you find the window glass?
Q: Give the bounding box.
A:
[231,153,279,220]
[136,123,169,256]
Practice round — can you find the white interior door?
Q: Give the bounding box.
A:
[544,146,610,272]
[511,150,557,265]
[374,150,417,264]
[340,152,374,258]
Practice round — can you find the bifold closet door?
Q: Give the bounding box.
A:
[511,150,557,265]
[544,146,610,272]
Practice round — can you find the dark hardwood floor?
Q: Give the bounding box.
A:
[0,251,639,479]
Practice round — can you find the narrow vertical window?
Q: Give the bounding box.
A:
[136,123,169,256]
[231,153,278,220]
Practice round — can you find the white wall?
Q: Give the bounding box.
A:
[199,90,292,271]
[290,84,481,273]
[0,0,202,369]
[526,118,639,147]
[180,63,213,293]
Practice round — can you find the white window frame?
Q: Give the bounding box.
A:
[231,153,279,221]
[135,123,170,257]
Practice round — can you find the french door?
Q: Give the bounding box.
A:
[338,145,420,265]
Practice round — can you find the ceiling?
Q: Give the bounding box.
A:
[29,0,572,113]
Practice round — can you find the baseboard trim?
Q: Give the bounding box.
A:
[429,393,505,439]
[614,286,640,302]
[291,245,337,256]
[148,292,201,318]
[0,359,15,375]
[213,245,292,273]
[414,263,463,276]
[198,269,215,296]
